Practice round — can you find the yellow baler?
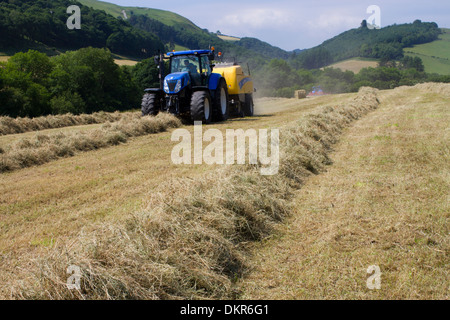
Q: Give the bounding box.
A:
[212,64,254,116]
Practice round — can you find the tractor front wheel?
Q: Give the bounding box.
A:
[141,93,160,116]
[190,91,212,124]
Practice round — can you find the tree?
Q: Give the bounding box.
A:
[50,47,140,113]
[132,58,161,91]
[293,47,333,69]
[0,50,52,117]
[401,56,424,72]
[5,50,53,86]
[50,91,85,114]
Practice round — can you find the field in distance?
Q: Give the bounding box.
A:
[404,28,450,75]
[217,34,241,42]
[324,58,379,73]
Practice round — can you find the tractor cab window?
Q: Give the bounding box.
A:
[200,55,211,86]
[171,55,202,86]
[171,56,199,74]
[200,56,211,75]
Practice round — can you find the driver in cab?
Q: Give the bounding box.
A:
[183,60,198,74]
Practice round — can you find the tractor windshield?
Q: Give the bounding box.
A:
[171,56,199,74]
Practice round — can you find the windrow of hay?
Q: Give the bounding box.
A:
[6,88,380,300]
[411,82,450,96]
[0,113,181,173]
[0,111,142,136]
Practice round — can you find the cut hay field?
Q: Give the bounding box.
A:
[325,58,379,73]
[0,111,141,136]
[217,35,241,42]
[241,83,450,299]
[0,95,342,247]
[0,84,448,299]
[0,92,360,298]
[113,59,139,66]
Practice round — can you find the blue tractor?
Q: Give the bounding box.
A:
[141,49,229,123]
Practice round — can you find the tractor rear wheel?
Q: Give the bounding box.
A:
[190,90,212,124]
[243,94,254,116]
[213,79,229,122]
[141,93,160,116]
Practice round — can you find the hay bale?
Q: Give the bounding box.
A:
[295,90,307,99]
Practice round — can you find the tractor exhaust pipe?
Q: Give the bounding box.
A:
[154,50,165,91]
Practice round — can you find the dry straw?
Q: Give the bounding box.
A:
[0,113,181,173]
[0,111,142,136]
[6,87,380,300]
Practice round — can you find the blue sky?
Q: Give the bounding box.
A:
[106,0,450,51]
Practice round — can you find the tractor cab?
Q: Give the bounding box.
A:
[165,50,213,89]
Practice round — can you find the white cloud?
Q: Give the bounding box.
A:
[213,6,362,50]
[309,12,361,30]
[219,8,295,29]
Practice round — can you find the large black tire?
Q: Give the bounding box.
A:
[141,93,159,116]
[212,79,229,122]
[190,91,212,124]
[243,94,254,117]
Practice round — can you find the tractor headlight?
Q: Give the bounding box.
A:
[175,79,182,93]
[164,80,169,93]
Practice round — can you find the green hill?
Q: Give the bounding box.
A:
[77,0,199,31]
[0,0,164,58]
[404,28,450,75]
[236,37,290,60]
[291,20,442,70]
[78,0,229,51]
